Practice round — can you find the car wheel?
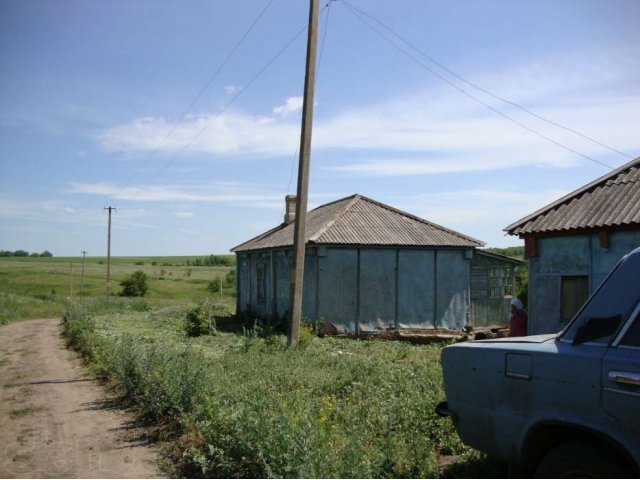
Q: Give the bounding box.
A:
[534,442,633,478]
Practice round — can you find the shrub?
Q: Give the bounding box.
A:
[184,302,216,337]
[119,270,148,297]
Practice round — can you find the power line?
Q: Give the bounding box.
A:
[342,0,633,161]
[339,0,617,171]
[117,6,330,212]
[118,0,277,193]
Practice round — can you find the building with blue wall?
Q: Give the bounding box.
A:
[232,194,518,333]
[505,157,640,334]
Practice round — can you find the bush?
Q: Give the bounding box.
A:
[119,270,149,297]
[184,302,216,337]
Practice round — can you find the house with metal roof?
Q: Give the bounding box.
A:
[232,194,519,333]
[505,156,640,334]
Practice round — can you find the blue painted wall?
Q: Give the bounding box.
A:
[237,245,472,332]
[528,230,640,334]
[318,248,358,333]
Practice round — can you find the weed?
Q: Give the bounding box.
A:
[10,407,39,417]
[63,301,477,478]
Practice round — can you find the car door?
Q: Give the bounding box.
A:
[602,303,640,424]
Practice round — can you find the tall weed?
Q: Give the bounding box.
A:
[63,303,467,478]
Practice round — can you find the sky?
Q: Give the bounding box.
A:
[1,0,639,257]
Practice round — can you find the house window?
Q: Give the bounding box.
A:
[257,263,267,305]
[561,276,589,321]
[489,267,513,298]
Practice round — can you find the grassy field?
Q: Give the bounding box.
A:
[1,255,505,477]
[62,300,504,478]
[0,255,236,322]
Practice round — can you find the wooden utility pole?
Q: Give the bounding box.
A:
[80,250,87,298]
[288,0,319,348]
[105,207,116,299]
[70,262,74,299]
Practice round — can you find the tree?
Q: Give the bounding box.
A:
[40,250,53,257]
[119,270,149,297]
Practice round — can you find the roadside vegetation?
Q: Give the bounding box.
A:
[62,300,504,478]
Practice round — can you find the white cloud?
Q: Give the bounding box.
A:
[224,85,238,95]
[176,211,195,218]
[0,195,151,230]
[391,188,571,247]
[273,96,303,116]
[98,53,640,175]
[100,111,300,158]
[66,181,287,209]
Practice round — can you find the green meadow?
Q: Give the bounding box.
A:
[0,255,236,322]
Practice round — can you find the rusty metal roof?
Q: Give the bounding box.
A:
[505,156,640,236]
[232,194,484,252]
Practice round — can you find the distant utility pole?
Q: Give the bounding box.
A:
[288,0,319,348]
[105,207,116,299]
[80,250,87,299]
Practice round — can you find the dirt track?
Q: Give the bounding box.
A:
[0,318,162,478]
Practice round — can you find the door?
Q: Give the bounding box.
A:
[602,303,640,424]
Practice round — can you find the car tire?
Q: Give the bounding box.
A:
[534,442,634,479]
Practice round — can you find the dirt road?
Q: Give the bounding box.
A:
[0,319,163,478]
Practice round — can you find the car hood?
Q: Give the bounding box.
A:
[475,333,557,344]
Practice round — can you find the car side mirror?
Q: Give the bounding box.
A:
[573,315,621,345]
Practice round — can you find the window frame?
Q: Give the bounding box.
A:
[612,302,640,350]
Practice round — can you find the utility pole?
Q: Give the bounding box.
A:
[80,251,87,299]
[105,207,116,299]
[70,262,74,299]
[288,0,319,348]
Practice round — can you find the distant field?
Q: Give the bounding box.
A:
[0,255,235,265]
[0,255,236,322]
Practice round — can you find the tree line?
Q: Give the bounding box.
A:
[0,250,53,257]
[186,254,235,267]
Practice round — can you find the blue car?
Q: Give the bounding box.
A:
[437,247,640,478]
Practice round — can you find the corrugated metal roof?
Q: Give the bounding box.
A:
[232,194,484,252]
[505,156,640,236]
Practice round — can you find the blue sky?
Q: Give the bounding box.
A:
[1,0,639,256]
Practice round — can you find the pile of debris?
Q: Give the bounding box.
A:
[317,320,510,344]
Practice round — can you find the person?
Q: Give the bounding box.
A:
[509,298,528,337]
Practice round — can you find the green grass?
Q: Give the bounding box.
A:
[9,407,39,417]
[61,301,501,478]
[0,256,236,321]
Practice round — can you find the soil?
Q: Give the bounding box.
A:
[0,318,163,478]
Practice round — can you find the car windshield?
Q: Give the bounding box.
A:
[561,249,640,345]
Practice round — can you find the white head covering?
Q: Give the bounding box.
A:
[510,298,524,310]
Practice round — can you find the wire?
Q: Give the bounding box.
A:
[339,0,616,171]
[342,0,633,161]
[118,6,332,212]
[118,0,277,193]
